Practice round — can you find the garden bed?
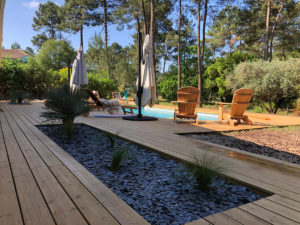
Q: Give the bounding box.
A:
[38,124,262,225]
[185,126,300,165]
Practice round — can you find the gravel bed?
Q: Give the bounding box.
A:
[185,127,300,165]
[38,124,261,225]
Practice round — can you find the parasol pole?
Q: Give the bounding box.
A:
[122,16,157,121]
[137,18,143,118]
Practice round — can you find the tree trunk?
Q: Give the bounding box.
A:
[208,89,212,102]
[141,0,148,36]
[264,0,271,61]
[51,24,55,39]
[197,0,201,105]
[199,0,208,107]
[269,3,284,62]
[80,25,83,47]
[163,50,167,73]
[177,0,182,89]
[103,0,110,76]
[150,0,155,78]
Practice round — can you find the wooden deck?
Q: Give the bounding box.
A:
[1,101,300,225]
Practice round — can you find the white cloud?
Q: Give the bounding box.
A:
[22,1,40,9]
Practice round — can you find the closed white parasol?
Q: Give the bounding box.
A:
[70,45,88,88]
[136,34,156,107]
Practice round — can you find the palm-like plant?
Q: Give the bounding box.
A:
[41,85,91,138]
[184,153,226,191]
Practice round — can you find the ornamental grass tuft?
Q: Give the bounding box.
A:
[184,153,226,191]
[110,145,130,172]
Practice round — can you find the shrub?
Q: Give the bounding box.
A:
[41,85,91,139]
[21,57,61,97]
[0,57,61,98]
[157,74,177,101]
[0,58,24,96]
[205,52,255,102]
[86,73,118,99]
[58,67,69,85]
[227,59,300,114]
[184,153,226,191]
[295,98,300,116]
[8,90,31,104]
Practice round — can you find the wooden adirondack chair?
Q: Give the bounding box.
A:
[216,88,253,126]
[172,86,200,123]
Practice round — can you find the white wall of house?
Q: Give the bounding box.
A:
[0,0,6,65]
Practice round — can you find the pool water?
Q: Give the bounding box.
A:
[132,107,218,121]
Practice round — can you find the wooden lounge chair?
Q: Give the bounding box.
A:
[172,86,200,123]
[87,90,105,111]
[112,91,129,104]
[88,89,136,114]
[216,88,253,126]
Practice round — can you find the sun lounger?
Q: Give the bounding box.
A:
[88,90,136,114]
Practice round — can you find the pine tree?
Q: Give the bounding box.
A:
[60,0,101,47]
[32,1,61,39]
[11,42,21,49]
[32,1,62,49]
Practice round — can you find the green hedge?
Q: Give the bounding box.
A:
[86,73,118,99]
[0,57,60,98]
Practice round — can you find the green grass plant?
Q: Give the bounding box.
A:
[110,145,130,171]
[102,132,116,149]
[184,153,226,191]
[268,125,299,132]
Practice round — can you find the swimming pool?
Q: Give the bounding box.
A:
[132,107,218,121]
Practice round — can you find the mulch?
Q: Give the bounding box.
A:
[186,126,300,164]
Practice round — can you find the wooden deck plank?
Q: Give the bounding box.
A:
[201,212,242,225]
[3,110,89,225]
[222,207,271,225]
[6,104,120,225]
[4,104,148,225]
[253,198,300,223]
[239,202,299,225]
[0,113,56,225]
[0,115,24,225]
[185,218,212,225]
[266,195,300,212]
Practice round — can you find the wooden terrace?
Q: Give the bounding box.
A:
[1,101,300,225]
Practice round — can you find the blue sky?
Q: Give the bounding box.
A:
[3,0,135,52]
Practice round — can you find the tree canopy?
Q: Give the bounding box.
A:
[36,39,76,71]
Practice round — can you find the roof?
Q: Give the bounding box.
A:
[1,49,29,59]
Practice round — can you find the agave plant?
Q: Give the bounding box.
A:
[41,85,91,138]
[184,153,226,191]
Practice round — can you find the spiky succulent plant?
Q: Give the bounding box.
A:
[41,85,91,138]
